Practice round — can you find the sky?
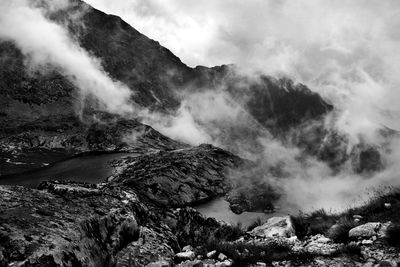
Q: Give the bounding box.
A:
[84,0,400,138]
[83,0,400,210]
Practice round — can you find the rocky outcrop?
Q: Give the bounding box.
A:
[116,226,176,266]
[0,182,148,266]
[110,144,245,207]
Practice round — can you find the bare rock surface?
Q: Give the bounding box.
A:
[349,223,382,239]
[110,144,245,207]
[0,182,144,266]
[248,216,296,238]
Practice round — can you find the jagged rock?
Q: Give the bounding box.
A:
[361,239,374,245]
[116,226,175,267]
[182,245,194,252]
[146,260,171,267]
[302,235,341,256]
[248,216,295,238]
[0,182,149,266]
[175,251,196,261]
[176,259,204,267]
[378,222,393,238]
[206,250,217,258]
[349,223,382,239]
[217,253,227,261]
[216,260,233,267]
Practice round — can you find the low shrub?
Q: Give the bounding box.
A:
[291,213,309,239]
[214,223,245,242]
[247,217,263,231]
[339,243,362,256]
[327,217,357,243]
[386,223,400,246]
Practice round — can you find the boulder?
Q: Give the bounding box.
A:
[206,250,217,258]
[303,235,341,256]
[215,260,232,267]
[384,203,392,209]
[349,223,381,238]
[176,251,196,261]
[361,239,373,245]
[146,260,171,267]
[176,260,204,267]
[248,216,295,238]
[378,222,393,238]
[218,253,228,261]
[182,245,194,252]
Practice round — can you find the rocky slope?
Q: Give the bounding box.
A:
[0,113,186,175]
[1,1,398,266]
[3,178,399,267]
[0,0,339,177]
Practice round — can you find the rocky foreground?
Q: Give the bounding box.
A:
[1,141,400,267]
[1,176,400,267]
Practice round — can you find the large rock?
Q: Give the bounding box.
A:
[116,226,176,267]
[302,235,341,256]
[349,222,382,239]
[175,251,196,261]
[248,216,295,238]
[0,182,148,266]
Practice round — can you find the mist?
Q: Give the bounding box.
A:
[0,0,134,115]
[3,0,400,213]
[85,0,400,141]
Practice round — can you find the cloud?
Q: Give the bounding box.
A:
[3,0,400,212]
[0,0,134,115]
[84,0,400,142]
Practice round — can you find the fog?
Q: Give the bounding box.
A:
[3,0,400,212]
[85,0,400,142]
[0,0,134,115]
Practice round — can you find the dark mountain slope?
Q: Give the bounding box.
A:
[0,0,332,123]
[3,0,382,178]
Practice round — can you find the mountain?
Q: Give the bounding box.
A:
[0,0,335,176]
[1,1,399,266]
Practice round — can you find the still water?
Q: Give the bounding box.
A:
[0,153,132,188]
[195,197,289,228]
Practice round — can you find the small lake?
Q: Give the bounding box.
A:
[194,197,290,228]
[1,152,292,227]
[0,152,133,188]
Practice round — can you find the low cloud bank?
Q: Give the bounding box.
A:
[0,0,134,115]
[3,0,400,212]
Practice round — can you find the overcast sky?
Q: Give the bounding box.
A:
[85,0,400,135]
